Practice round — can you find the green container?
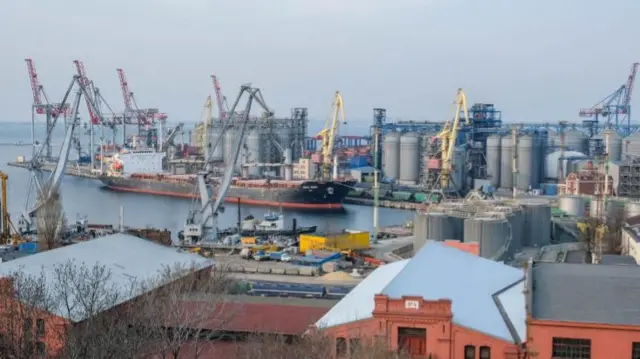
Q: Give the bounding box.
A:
[391,191,414,201]
[414,193,428,203]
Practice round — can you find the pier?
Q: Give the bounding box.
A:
[7,160,100,179]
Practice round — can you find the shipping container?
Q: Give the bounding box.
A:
[349,156,370,168]
[391,191,413,201]
[241,237,257,245]
[414,193,428,203]
[299,231,370,252]
[18,242,38,254]
[543,183,558,196]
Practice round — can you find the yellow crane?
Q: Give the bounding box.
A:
[0,171,22,245]
[316,91,346,180]
[436,88,470,191]
[193,95,214,153]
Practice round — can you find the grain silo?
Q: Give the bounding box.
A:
[463,216,511,261]
[493,205,524,256]
[244,128,262,176]
[424,212,454,241]
[564,129,588,153]
[622,132,640,158]
[206,124,224,162]
[517,134,537,191]
[382,132,401,180]
[558,195,586,217]
[520,199,551,247]
[223,129,236,169]
[399,132,420,184]
[486,134,501,187]
[605,130,623,161]
[500,135,513,188]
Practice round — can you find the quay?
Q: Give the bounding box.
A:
[343,197,425,210]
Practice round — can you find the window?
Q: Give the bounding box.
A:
[465,345,476,359]
[633,342,640,359]
[336,337,347,356]
[35,341,45,356]
[552,337,591,359]
[480,346,491,359]
[23,318,32,333]
[36,319,45,336]
[349,338,361,355]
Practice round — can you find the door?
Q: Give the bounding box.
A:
[398,327,427,356]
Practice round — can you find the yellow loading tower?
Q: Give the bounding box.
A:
[299,231,370,253]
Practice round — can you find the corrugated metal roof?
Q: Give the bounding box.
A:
[177,300,328,335]
[314,259,409,328]
[382,241,525,343]
[0,233,214,322]
[315,242,526,343]
[532,262,640,325]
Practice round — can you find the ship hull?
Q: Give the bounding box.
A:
[99,176,354,211]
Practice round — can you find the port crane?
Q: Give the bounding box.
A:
[579,62,639,135]
[25,58,72,160]
[182,85,273,244]
[427,89,470,202]
[211,75,231,121]
[19,75,102,233]
[316,91,346,181]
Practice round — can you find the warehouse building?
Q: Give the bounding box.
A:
[0,233,214,357]
[313,242,526,358]
[526,261,640,359]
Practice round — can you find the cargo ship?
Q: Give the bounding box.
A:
[99,173,355,211]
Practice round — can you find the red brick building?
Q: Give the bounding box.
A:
[314,242,526,358]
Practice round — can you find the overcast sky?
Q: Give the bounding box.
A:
[1,0,639,134]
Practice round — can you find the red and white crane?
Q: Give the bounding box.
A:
[116,68,167,125]
[72,60,100,125]
[116,68,134,113]
[211,75,229,121]
[25,58,70,117]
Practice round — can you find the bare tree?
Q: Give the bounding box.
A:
[142,262,236,359]
[35,182,66,251]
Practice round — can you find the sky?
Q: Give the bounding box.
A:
[1,0,639,134]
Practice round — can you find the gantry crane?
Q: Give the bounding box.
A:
[429,89,470,201]
[19,75,99,233]
[182,85,273,244]
[579,62,639,135]
[316,91,346,181]
[25,58,72,160]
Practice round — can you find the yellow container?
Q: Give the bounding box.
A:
[299,231,370,252]
[241,237,257,245]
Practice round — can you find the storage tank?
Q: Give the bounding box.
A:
[244,128,262,176]
[493,205,523,256]
[486,135,501,187]
[605,130,623,162]
[564,129,588,153]
[500,135,513,188]
[382,132,401,180]
[517,135,537,190]
[521,200,551,247]
[223,128,236,168]
[424,212,454,241]
[590,198,626,219]
[544,150,587,180]
[205,124,224,162]
[399,132,420,184]
[463,217,511,261]
[625,201,640,219]
[452,148,466,191]
[622,133,640,158]
[558,195,586,217]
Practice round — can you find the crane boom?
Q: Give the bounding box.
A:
[316,91,346,180]
[25,58,44,113]
[73,60,100,124]
[438,89,470,189]
[211,75,226,121]
[116,68,133,112]
[625,62,639,107]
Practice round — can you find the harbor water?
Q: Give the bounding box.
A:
[1,123,413,237]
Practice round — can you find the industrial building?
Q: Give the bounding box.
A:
[0,233,214,357]
[413,198,552,262]
[313,242,527,358]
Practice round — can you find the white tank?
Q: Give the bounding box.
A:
[564,130,588,152]
[486,135,501,187]
[382,132,401,180]
[544,150,587,180]
[208,125,224,162]
[399,132,420,184]
[244,128,262,176]
[223,129,237,170]
[606,130,623,161]
[500,135,513,188]
[622,133,640,158]
[558,195,586,217]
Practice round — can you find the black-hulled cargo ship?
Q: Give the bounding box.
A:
[99,173,355,211]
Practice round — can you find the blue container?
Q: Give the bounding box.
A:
[349,156,369,169]
[544,183,558,196]
[18,242,38,254]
